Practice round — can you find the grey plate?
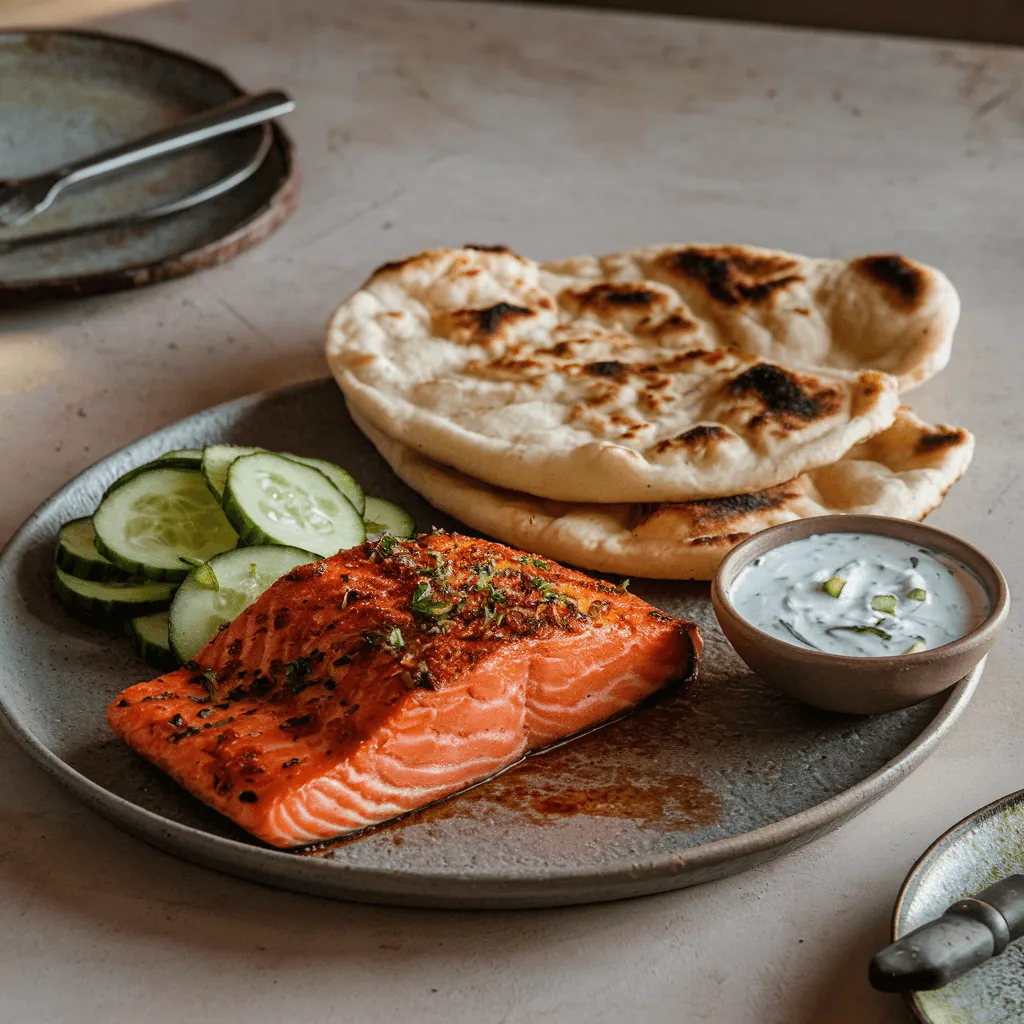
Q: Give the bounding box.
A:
[896,792,1024,1023]
[0,379,981,909]
[0,29,297,302]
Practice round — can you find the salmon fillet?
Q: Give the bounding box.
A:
[108,532,702,848]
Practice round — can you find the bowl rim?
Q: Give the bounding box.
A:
[711,514,1010,669]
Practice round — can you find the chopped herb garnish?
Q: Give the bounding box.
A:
[908,588,927,602]
[779,618,821,650]
[418,550,450,580]
[517,556,549,569]
[388,626,406,649]
[284,655,313,693]
[870,594,897,615]
[618,578,631,592]
[179,556,218,590]
[371,533,398,557]
[532,577,559,602]
[902,637,927,654]
[823,576,846,598]
[827,625,892,641]
[411,581,453,617]
[482,604,505,628]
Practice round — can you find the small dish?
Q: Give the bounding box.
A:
[711,515,1009,714]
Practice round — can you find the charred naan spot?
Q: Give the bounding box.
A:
[689,532,750,547]
[476,302,533,335]
[853,254,925,309]
[916,429,968,454]
[661,349,728,372]
[551,340,576,358]
[463,243,513,253]
[584,385,618,407]
[584,360,629,381]
[663,246,802,306]
[573,284,661,309]
[689,489,792,522]
[652,424,729,454]
[726,363,839,426]
[639,312,699,339]
[433,303,534,343]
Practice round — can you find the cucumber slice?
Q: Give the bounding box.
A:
[93,466,238,581]
[222,452,366,557]
[55,517,132,582]
[158,448,204,466]
[201,444,265,501]
[168,545,318,661]
[127,611,179,672]
[363,495,415,540]
[54,565,176,623]
[283,454,365,516]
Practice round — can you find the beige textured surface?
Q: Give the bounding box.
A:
[327,242,959,501]
[353,405,975,579]
[1,2,1023,1023]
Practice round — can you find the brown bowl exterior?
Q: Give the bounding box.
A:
[711,515,1009,715]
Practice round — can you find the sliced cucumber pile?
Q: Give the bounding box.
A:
[53,441,414,670]
[223,453,366,557]
[283,454,365,516]
[363,495,415,540]
[169,546,317,662]
[201,444,265,501]
[93,466,239,581]
[127,611,179,672]
[55,518,128,582]
[55,567,177,623]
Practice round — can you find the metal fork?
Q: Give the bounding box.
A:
[0,89,294,229]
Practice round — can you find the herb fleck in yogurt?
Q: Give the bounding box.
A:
[730,532,990,656]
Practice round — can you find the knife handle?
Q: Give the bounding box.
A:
[870,875,1024,992]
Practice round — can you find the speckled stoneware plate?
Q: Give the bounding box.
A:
[896,792,1024,1023]
[0,380,982,909]
[0,29,297,302]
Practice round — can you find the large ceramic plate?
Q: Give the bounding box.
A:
[0,380,980,909]
[0,30,297,302]
[895,790,1024,1023]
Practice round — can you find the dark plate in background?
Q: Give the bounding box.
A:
[0,29,297,302]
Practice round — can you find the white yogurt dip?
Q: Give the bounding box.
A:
[729,532,990,657]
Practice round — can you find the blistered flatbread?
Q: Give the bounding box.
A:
[353,405,973,581]
[328,244,954,502]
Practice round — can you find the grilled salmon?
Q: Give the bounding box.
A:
[108,532,701,848]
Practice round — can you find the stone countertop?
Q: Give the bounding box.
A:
[2,2,1022,1020]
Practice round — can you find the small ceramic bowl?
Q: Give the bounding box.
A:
[711,514,1009,715]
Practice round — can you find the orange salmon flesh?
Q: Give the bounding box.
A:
[108,532,702,847]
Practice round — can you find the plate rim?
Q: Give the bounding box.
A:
[892,786,1024,1022]
[0,27,298,304]
[0,378,983,908]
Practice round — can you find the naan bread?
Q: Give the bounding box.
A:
[352,405,973,581]
[327,244,954,503]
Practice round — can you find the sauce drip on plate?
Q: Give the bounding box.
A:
[730,532,989,657]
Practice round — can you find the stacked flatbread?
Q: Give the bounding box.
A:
[326,244,972,579]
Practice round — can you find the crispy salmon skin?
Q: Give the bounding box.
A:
[107,532,702,847]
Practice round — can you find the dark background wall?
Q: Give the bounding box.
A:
[497,0,1024,46]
